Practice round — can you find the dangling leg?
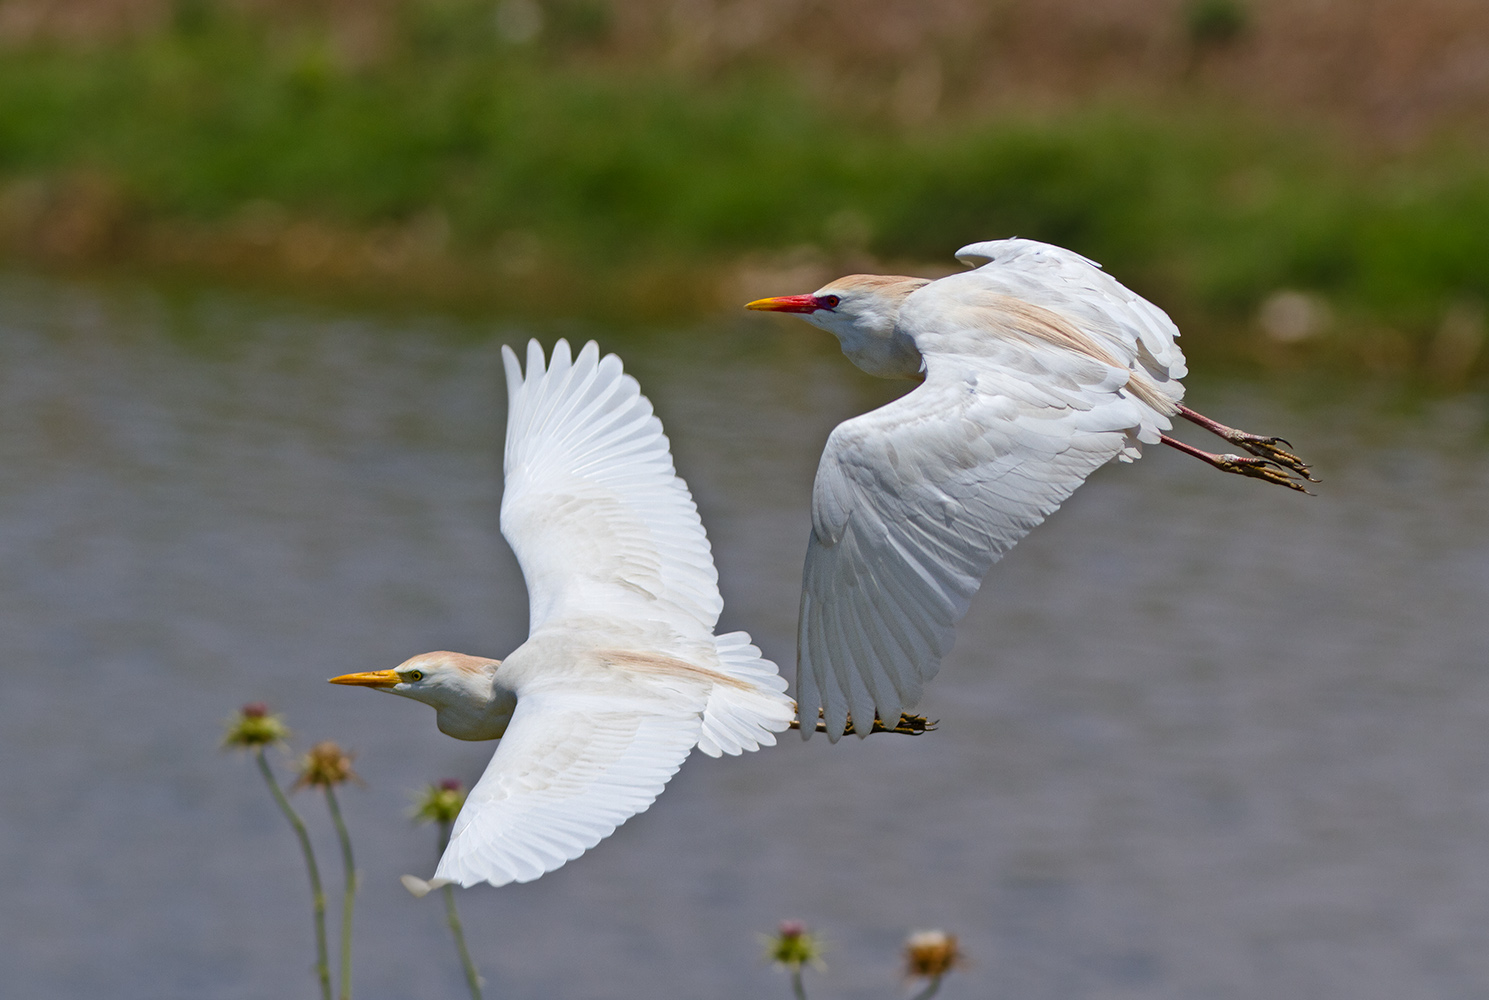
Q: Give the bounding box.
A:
[1177,404,1318,482]
[789,708,937,735]
[1161,434,1313,493]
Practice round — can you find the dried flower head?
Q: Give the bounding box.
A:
[222,702,290,749]
[293,740,359,789]
[413,778,467,825]
[764,919,822,969]
[903,929,962,980]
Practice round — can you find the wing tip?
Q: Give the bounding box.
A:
[399,874,452,898]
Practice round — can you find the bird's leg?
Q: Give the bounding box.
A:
[789,709,937,735]
[1160,434,1313,493]
[864,712,937,735]
[1176,404,1319,482]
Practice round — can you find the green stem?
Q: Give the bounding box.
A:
[439,820,484,1000]
[442,883,484,1000]
[789,966,808,1000]
[255,747,332,1000]
[908,975,944,1000]
[324,785,356,1000]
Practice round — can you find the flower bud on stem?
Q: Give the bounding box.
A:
[904,930,963,1000]
[226,704,332,1000]
[765,920,822,1000]
[295,742,360,1000]
[415,780,482,1000]
[255,745,332,1000]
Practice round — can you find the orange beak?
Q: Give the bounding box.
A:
[745,294,825,314]
[328,669,401,688]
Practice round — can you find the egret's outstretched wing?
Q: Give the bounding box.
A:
[798,337,1163,740]
[500,339,722,635]
[433,683,705,887]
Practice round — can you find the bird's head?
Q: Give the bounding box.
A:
[330,651,512,740]
[747,274,929,378]
[747,274,926,340]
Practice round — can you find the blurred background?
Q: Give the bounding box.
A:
[2,2,1488,998]
[0,0,1485,364]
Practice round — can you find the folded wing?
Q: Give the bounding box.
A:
[952,238,1188,388]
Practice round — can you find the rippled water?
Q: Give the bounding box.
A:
[3,271,1488,999]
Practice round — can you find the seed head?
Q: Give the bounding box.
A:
[764,919,822,969]
[293,740,359,789]
[413,778,467,825]
[903,929,962,980]
[222,702,290,749]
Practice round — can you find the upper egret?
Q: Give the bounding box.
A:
[748,237,1315,741]
[331,340,794,888]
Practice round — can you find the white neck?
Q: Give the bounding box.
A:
[433,681,517,741]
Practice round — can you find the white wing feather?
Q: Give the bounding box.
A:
[799,241,1188,739]
[954,238,1188,386]
[500,339,724,635]
[434,685,705,888]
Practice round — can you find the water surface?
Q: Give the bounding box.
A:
[3,273,1488,999]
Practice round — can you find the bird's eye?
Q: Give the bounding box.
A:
[407,670,424,682]
[820,294,841,309]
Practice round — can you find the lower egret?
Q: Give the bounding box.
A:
[331,340,794,888]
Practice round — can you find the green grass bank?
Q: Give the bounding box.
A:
[0,1,1486,378]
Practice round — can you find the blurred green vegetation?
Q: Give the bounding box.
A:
[0,0,1485,368]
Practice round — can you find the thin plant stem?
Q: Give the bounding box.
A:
[789,967,808,1000]
[439,820,484,1000]
[255,747,332,1000]
[442,884,483,1000]
[324,785,356,1000]
[909,976,944,1000]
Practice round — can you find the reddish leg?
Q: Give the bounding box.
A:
[1160,434,1314,494]
[1177,404,1319,483]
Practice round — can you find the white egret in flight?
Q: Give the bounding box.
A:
[331,340,794,888]
[747,237,1315,741]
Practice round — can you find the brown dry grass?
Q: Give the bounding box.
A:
[3,0,1488,144]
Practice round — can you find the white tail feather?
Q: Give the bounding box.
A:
[696,631,794,757]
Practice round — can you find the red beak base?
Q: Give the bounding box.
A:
[745,294,826,314]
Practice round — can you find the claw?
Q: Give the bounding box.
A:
[1212,453,1314,494]
[1220,432,1319,483]
[863,712,937,735]
[1176,404,1319,486]
[1161,432,1314,493]
[789,709,937,735]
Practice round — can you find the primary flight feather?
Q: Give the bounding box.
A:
[331,339,793,888]
[748,238,1314,741]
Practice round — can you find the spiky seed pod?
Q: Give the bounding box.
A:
[222,702,290,749]
[294,741,359,789]
[903,929,962,980]
[413,779,467,825]
[765,920,822,970]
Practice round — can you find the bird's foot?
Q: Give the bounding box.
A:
[1217,432,1318,483]
[1160,433,1314,494]
[1208,452,1314,493]
[861,712,937,735]
[789,710,937,735]
[1176,405,1318,484]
